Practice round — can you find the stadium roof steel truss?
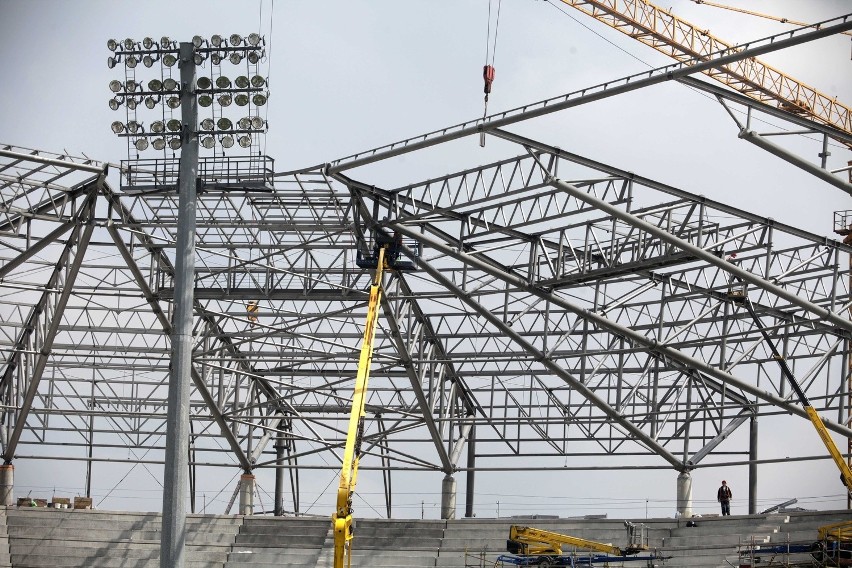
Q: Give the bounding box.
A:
[0,120,850,508]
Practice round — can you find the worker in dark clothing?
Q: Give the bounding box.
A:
[717,480,732,516]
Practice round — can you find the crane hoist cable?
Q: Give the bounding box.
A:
[481,0,502,147]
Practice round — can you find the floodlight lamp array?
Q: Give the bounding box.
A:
[107,34,270,156]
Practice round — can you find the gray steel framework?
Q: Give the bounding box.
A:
[0,18,850,516]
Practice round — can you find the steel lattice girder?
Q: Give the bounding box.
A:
[0,138,849,491]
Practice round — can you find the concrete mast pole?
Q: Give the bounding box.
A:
[161,41,199,568]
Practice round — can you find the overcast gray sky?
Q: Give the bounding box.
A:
[1,0,851,518]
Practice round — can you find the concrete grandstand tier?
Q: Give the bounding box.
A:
[2,507,851,567]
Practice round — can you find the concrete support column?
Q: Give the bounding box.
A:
[749,416,758,515]
[441,474,456,520]
[676,471,693,518]
[239,474,255,516]
[0,464,13,506]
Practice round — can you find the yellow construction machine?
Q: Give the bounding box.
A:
[503,524,657,566]
[332,232,417,568]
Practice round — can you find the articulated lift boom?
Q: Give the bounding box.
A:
[332,245,387,568]
[508,524,648,558]
[740,297,852,493]
[333,232,419,568]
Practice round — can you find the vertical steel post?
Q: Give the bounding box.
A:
[749,416,758,515]
[161,41,198,568]
[274,430,284,516]
[465,424,475,518]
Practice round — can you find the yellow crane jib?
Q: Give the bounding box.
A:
[332,245,388,568]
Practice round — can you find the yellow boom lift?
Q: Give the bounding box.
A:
[332,232,417,568]
[507,524,649,561]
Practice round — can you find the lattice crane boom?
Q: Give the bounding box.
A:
[558,0,852,136]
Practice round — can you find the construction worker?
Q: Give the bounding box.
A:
[246,301,259,327]
[717,480,732,516]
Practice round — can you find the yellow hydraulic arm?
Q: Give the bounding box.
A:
[508,525,625,557]
[741,298,852,492]
[332,246,387,568]
[556,0,852,136]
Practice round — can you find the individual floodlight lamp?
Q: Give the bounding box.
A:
[109,80,122,93]
[163,78,178,91]
[123,38,135,50]
[109,97,123,110]
[229,52,243,65]
[198,94,214,107]
[126,98,138,110]
[142,37,154,49]
[152,137,166,150]
[200,118,214,131]
[135,138,149,151]
[163,53,177,67]
[247,33,261,46]
[144,96,158,109]
[166,119,182,132]
[217,117,233,130]
[215,76,231,89]
[168,137,181,150]
[252,94,267,106]
[229,34,242,46]
[217,94,232,107]
[235,76,250,89]
[238,135,252,148]
[250,75,266,88]
[234,94,249,107]
[211,34,224,48]
[107,39,118,51]
[148,79,163,92]
[251,116,265,130]
[201,136,215,149]
[197,77,212,90]
[111,121,125,134]
[220,135,234,148]
[126,55,138,68]
[167,96,181,109]
[151,120,165,134]
[126,120,142,134]
[192,35,204,48]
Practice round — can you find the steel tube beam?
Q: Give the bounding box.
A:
[389,225,852,439]
[405,246,685,469]
[546,176,852,332]
[380,295,454,473]
[328,17,852,174]
[0,148,105,174]
[0,222,74,281]
[739,129,852,196]
[108,220,251,470]
[749,416,758,515]
[161,42,199,568]
[3,199,95,461]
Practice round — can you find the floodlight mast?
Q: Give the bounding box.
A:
[107,32,270,568]
[160,41,198,568]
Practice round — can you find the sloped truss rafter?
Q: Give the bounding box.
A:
[0,117,849,514]
[337,131,851,473]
